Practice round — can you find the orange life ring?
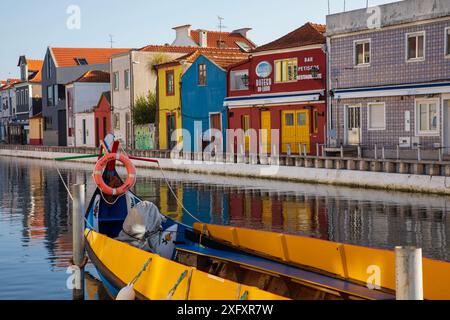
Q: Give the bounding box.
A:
[93,153,136,196]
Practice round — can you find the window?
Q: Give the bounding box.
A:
[285,113,294,126]
[114,113,120,130]
[367,103,386,130]
[355,40,371,65]
[446,27,450,57]
[44,116,53,130]
[275,59,298,83]
[416,99,438,135]
[20,65,27,81]
[297,113,307,126]
[46,56,52,79]
[166,70,175,96]
[407,32,425,61]
[82,119,87,144]
[47,86,54,106]
[113,72,119,91]
[230,70,249,91]
[198,64,207,86]
[124,69,130,89]
[313,110,319,133]
[75,58,88,65]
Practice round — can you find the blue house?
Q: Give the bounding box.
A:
[181,51,248,153]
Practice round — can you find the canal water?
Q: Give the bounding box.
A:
[0,156,449,300]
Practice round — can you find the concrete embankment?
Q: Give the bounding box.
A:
[2,146,450,195]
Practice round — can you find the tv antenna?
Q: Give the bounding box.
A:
[217,16,227,33]
[108,34,115,48]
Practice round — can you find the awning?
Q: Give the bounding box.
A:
[335,81,450,99]
[224,90,324,107]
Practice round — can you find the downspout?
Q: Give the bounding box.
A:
[130,50,135,149]
[326,36,332,146]
[110,57,114,138]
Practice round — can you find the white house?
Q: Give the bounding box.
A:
[65,70,110,147]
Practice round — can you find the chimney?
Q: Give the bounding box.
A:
[199,30,208,48]
[232,28,252,38]
[172,24,198,46]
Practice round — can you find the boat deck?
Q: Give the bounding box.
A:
[177,243,395,300]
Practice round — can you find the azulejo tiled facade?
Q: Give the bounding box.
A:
[327,0,450,155]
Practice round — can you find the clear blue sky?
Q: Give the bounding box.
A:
[0,0,398,79]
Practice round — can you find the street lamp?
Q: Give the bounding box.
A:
[241,74,249,88]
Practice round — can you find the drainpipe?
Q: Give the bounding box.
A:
[130,51,135,150]
[110,57,114,138]
[326,37,332,146]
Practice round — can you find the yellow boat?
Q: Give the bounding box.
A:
[85,229,287,300]
[192,223,450,300]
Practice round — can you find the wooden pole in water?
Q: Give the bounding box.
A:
[395,246,423,300]
[72,184,86,300]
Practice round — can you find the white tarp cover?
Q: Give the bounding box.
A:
[116,201,167,253]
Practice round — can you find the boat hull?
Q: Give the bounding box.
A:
[193,223,450,300]
[85,229,288,300]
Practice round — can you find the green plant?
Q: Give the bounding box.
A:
[133,91,156,125]
[147,53,171,72]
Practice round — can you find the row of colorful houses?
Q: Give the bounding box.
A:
[2,0,450,158]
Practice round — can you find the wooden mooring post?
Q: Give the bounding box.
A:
[72,184,86,300]
[395,246,423,300]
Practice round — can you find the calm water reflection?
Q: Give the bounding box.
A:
[0,156,449,299]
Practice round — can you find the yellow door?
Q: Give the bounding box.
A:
[281,110,310,154]
[242,115,250,153]
[281,111,296,153]
[296,110,310,154]
[260,111,271,154]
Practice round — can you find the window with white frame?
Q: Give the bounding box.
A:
[275,58,298,83]
[367,103,386,130]
[230,70,249,91]
[416,99,438,135]
[355,40,371,66]
[113,72,119,91]
[446,28,450,57]
[407,32,425,61]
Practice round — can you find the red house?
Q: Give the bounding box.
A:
[94,91,111,147]
[225,23,327,156]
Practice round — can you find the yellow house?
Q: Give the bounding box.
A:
[156,58,187,150]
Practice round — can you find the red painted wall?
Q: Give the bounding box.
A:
[94,94,111,147]
[228,48,327,98]
[226,46,327,155]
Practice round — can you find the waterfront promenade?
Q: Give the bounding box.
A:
[2,144,450,195]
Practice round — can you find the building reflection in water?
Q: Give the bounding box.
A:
[143,178,449,261]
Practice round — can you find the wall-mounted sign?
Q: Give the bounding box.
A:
[256,61,273,78]
[256,78,272,93]
[298,57,322,80]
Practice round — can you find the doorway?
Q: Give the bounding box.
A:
[281,110,310,154]
[345,105,361,146]
[166,113,176,150]
[443,97,450,154]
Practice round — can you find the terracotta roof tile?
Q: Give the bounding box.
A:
[190,30,256,50]
[27,59,43,72]
[139,44,200,53]
[252,22,325,53]
[50,47,130,67]
[155,48,249,69]
[71,70,110,84]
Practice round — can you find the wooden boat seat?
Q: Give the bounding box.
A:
[176,243,395,300]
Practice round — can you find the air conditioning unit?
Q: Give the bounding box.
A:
[399,137,411,148]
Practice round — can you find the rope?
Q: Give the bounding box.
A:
[129,258,152,286]
[165,270,188,300]
[156,163,202,224]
